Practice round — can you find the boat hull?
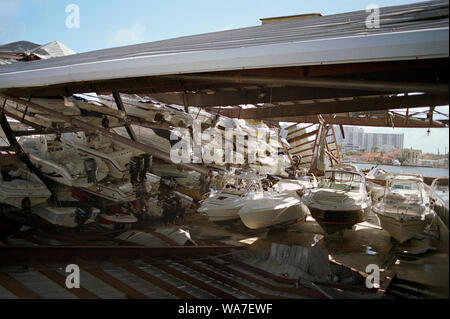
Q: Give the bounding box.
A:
[1,181,51,208]
[239,202,308,229]
[32,206,99,228]
[309,207,369,234]
[375,212,427,243]
[204,206,243,222]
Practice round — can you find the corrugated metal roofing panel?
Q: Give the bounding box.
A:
[135,261,215,299]
[168,261,254,299]
[0,283,20,299]
[101,262,177,299]
[0,1,447,89]
[7,269,77,299]
[51,262,125,299]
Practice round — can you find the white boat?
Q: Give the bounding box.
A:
[333,163,361,172]
[197,172,264,222]
[302,170,372,234]
[62,132,143,180]
[98,211,138,229]
[19,136,109,188]
[0,168,51,208]
[238,192,308,229]
[32,206,100,228]
[372,174,435,243]
[274,172,318,194]
[429,177,449,229]
[365,166,395,201]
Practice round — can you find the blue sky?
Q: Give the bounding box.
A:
[0,0,429,52]
[0,0,448,153]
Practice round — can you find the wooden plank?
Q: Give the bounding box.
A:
[112,92,137,141]
[0,246,244,264]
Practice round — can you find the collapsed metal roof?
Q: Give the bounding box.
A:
[0,41,76,66]
[0,1,448,128]
[0,1,448,91]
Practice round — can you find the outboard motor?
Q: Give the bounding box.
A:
[162,195,184,224]
[84,158,98,185]
[75,207,92,227]
[129,156,143,185]
[139,154,152,183]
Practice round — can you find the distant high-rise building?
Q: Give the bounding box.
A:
[335,126,404,152]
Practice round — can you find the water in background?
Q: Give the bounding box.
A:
[352,163,449,178]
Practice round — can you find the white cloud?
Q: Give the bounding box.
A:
[216,25,234,32]
[108,21,147,46]
[0,0,20,40]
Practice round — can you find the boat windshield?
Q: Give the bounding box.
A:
[391,181,419,191]
[433,180,449,193]
[387,180,422,200]
[319,171,363,192]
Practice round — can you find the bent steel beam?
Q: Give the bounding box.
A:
[162,74,449,96]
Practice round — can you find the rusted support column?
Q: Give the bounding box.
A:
[0,109,56,196]
[112,92,137,141]
[162,74,449,95]
[0,245,244,264]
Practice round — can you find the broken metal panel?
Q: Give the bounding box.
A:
[218,94,449,120]
[265,107,449,128]
[285,123,340,172]
[149,87,386,108]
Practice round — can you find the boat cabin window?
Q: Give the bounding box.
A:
[320,171,363,192]
[390,181,418,191]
